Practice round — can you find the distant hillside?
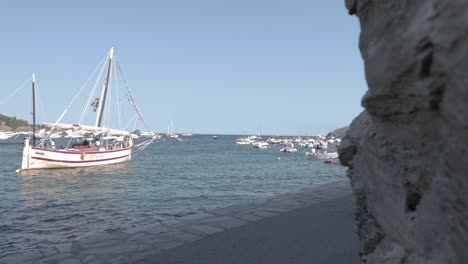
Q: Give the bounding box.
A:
[326,126,349,139]
[0,114,29,131]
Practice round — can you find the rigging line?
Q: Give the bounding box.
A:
[35,84,47,127]
[134,138,154,149]
[116,61,152,132]
[102,53,113,131]
[34,85,48,146]
[126,113,138,131]
[0,77,30,105]
[105,74,112,129]
[35,84,52,147]
[66,136,74,148]
[113,58,122,130]
[42,58,105,144]
[79,53,108,125]
[80,64,105,126]
[57,52,108,124]
[133,114,138,132]
[133,137,157,157]
[103,58,113,130]
[115,61,127,130]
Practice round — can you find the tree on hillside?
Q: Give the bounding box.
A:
[0,114,29,130]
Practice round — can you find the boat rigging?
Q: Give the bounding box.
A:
[20,47,158,171]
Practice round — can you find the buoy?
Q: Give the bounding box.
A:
[15,169,20,174]
[277,157,281,160]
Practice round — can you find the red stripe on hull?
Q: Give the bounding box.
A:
[31,147,131,155]
[31,154,129,164]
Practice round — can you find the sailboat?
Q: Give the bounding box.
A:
[167,120,179,138]
[20,48,157,171]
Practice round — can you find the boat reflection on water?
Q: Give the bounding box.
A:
[19,161,131,177]
[18,162,132,209]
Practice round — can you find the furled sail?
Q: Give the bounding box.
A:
[43,122,130,136]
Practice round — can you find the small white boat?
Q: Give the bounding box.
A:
[253,141,269,149]
[249,135,262,141]
[140,131,156,137]
[167,121,179,138]
[266,137,282,144]
[181,132,192,136]
[236,137,252,145]
[306,150,339,159]
[280,143,297,153]
[0,132,17,140]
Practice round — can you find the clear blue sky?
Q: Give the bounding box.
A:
[0,0,366,136]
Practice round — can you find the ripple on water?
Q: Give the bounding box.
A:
[0,135,346,257]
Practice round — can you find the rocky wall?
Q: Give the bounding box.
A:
[339,0,468,263]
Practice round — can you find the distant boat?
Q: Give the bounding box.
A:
[0,132,17,140]
[167,120,179,138]
[236,137,252,145]
[20,48,157,171]
[140,131,157,138]
[181,132,192,136]
[213,136,218,139]
[280,143,297,153]
[266,137,282,144]
[235,135,261,145]
[253,141,269,149]
[306,150,339,159]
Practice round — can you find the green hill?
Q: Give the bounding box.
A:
[0,114,29,131]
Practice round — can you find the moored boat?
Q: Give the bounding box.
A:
[20,48,157,171]
[0,132,17,140]
[253,141,269,149]
[280,143,297,153]
[306,150,339,160]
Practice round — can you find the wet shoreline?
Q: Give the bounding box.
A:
[0,179,358,263]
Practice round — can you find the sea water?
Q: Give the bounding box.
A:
[0,135,346,257]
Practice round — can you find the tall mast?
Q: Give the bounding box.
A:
[32,73,36,146]
[95,47,114,127]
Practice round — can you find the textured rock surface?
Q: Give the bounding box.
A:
[326,126,349,139]
[340,0,468,263]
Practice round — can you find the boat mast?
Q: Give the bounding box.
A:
[32,73,36,146]
[95,47,114,127]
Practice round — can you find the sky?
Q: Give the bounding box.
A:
[0,0,366,136]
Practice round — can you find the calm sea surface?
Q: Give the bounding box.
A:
[0,135,346,257]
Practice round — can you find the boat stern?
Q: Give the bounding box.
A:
[21,138,31,170]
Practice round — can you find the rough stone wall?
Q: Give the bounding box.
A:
[339,0,468,263]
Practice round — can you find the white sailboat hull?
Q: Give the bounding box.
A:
[15,48,159,172]
[21,139,132,170]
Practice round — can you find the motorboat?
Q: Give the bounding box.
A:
[280,143,297,153]
[253,141,269,149]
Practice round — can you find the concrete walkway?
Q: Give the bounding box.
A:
[0,180,360,264]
